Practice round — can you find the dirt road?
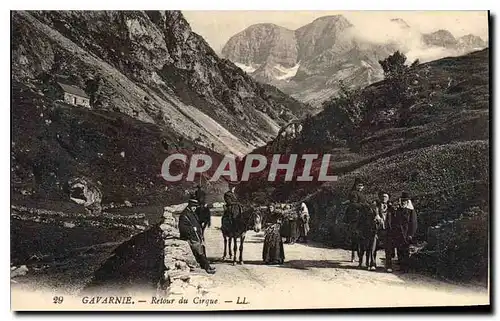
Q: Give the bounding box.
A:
[202,217,488,309]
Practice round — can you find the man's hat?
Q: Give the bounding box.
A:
[354,177,364,185]
[400,191,411,200]
[188,197,199,206]
[378,190,389,197]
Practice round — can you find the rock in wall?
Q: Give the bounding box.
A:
[160,204,214,297]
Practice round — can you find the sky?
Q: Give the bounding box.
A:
[182,11,489,54]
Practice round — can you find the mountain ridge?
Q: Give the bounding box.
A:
[222,15,488,108]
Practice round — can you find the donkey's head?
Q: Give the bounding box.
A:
[251,208,262,233]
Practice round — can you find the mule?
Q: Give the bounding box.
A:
[221,205,262,265]
[366,218,385,270]
[352,206,378,269]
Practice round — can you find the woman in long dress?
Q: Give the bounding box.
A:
[263,204,285,265]
[297,202,310,243]
[286,204,300,244]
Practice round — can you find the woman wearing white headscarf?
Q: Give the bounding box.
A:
[298,202,310,243]
[387,191,417,273]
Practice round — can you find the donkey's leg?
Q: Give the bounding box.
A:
[228,237,233,258]
[238,234,246,264]
[365,242,371,269]
[350,234,356,262]
[232,238,238,266]
[370,234,378,269]
[357,241,363,268]
[222,235,227,261]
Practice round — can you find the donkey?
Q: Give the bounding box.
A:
[352,205,378,269]
[221,205,262,265]
[195,205,211,238]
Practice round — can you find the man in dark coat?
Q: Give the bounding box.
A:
[387,191,417,273]
[343,177,371,262]
[178,198,216,274]
[373,191,396,272]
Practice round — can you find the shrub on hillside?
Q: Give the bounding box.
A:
[320,80,369,146]
[411,206,488,282]
[378,51,420,126]
[306,141,489,272]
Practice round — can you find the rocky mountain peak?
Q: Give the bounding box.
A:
[458,34,487,48]
[309,14,351,25]
[221,23,297,68]
[390,18,410,29]
[295,15,353,62]
[422,29,457,48]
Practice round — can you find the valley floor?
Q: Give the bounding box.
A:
[203,217,489,309]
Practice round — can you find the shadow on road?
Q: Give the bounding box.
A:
[211,258,363,271]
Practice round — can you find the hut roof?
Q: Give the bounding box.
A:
[57,82,90,99]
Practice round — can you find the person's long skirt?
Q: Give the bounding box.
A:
[298,219,310,243]
[263,224,285,264]
[280,220,290,239]
[288,219,299,244]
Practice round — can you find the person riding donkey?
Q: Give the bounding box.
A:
[195,184,207,208]
[178,197,216,274]
[194,184,211,234]
[224,185,242,226]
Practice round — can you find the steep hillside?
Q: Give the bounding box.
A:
[11,10,311,209]
[11,80,214,207]
[222,15,488,108]
[12,10,306,158]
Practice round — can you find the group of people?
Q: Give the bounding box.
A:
[345,178,418,273]
[178,178,417,275]
[278,203,310,245]
[262,202,310,265]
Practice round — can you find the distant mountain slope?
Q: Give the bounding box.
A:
[11,10,308,206]
[222,15,488,108]
[12,10,306,157]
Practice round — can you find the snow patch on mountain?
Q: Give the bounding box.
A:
[275,63,301,80]
[360,60,373,69]
[234,62,259,74]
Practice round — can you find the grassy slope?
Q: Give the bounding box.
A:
[237,49,489,202]
[306,140,489,243]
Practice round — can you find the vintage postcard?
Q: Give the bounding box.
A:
[10,10,490,311]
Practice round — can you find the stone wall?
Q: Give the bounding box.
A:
[159,203,214,297]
